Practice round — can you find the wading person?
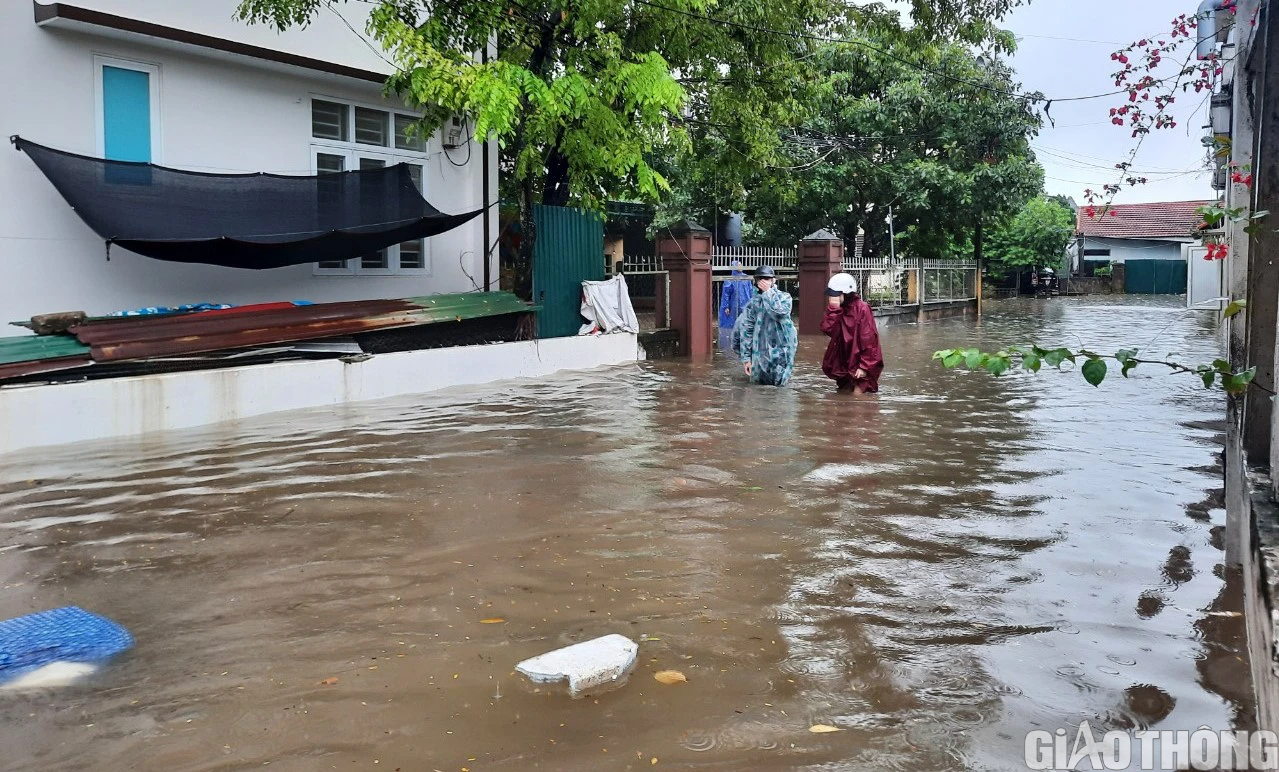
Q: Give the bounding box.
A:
[821,272,884,394]
[734,265,798,386]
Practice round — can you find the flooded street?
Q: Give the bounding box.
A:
[0,296,1251,771]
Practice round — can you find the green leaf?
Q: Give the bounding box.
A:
[1223,300,1247,319]
[1213,359,1233,373]
[942,352,964,369]
[1081,358,1107,387]
[1042,348,1072,368]
[1113,349,1138,377]
[1023,353,1042,372]
[1200,368,1216,389]
[964,348,983,369]
[984,356,1010,377]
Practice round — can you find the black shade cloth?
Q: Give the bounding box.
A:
[13,136,484,270]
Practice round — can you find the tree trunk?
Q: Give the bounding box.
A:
[542,147,571,207]
[515,175,536,302]
[510,17,560,302]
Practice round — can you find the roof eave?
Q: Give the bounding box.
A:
[33,1,387,84]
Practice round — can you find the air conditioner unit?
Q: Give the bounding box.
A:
[443,115,466,149]
[1211,166,1228,191]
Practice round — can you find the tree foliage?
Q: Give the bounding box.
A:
[238,0,842,296]
[688,20,1044,257]
[933,344,1257,394]
[984,195,1075,276]
[237,0,1037,293]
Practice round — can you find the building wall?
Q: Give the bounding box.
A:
[1219,0,1278,736]
[1,2,496,333]
[34,0,396,76]
[1077,236,1192,264]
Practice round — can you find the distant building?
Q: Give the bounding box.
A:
[1073,200,1211,292]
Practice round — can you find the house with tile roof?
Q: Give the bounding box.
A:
[1073,200,1211,274]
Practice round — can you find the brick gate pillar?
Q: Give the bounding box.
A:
[657,220,713,359]
[798,229,845,335]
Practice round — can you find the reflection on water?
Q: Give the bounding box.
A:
[0,296,1251,771]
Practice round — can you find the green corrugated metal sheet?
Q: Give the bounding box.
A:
[532,205,605,338]
[1124,259,1187,294]
[0,335,91,366]
[404,291,537,321]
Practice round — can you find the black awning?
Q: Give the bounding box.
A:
[13,136,483,270]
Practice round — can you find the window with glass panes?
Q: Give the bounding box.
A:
[310,98,431,275]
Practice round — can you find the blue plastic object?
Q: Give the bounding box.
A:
[0,606,133,682]
[108,302,232,318]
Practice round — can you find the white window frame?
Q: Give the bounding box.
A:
[93,54,162,163]
[308,95,433,277]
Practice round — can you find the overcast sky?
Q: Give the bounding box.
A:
[1000,0,1215,205]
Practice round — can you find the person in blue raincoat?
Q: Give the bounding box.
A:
[733,265,798,386]
[718,260,753,332]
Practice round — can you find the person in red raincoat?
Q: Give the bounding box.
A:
[820,272,884,393]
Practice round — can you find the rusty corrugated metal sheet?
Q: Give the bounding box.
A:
[81,314,420,362]
[71,299,414,345]
[0,356,92,382]
[64,294,535,363]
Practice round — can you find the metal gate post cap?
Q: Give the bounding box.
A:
[662,220,710,237]
[802,228,841,242]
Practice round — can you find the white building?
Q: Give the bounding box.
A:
[1072,199,1212,294]
[1,0,497,336]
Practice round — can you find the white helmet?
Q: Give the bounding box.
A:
[827,272,858,294]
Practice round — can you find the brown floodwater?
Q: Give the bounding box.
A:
[0,296,1251,771]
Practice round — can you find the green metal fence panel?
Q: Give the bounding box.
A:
[1124,259,1187,294]
[532,205,605,338]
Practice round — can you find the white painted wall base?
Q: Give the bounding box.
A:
[0,334,644,455]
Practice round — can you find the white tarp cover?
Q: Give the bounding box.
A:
[579,275,640,335]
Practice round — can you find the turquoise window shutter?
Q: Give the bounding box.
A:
[102,66,151,162]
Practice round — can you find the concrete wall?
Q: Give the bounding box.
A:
[0,334,643,454]
[1240,475,1279,735]
[868,300,978,327]
[1221,0,1278,737]
[1061,277,1113,295]
[1,1,497,334]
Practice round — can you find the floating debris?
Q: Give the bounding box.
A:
[516,634,638,696]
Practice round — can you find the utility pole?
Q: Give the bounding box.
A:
[974,218,984,316]
[887,205,896,264]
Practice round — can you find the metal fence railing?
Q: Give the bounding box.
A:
[608,258,670,331]
[611,252,977,332]
[920,259,978,302]
[841,258,907,307]
[710,245,798,271]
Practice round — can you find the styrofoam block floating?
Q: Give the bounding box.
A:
[0,662,102,691]
[516,634,638,695]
